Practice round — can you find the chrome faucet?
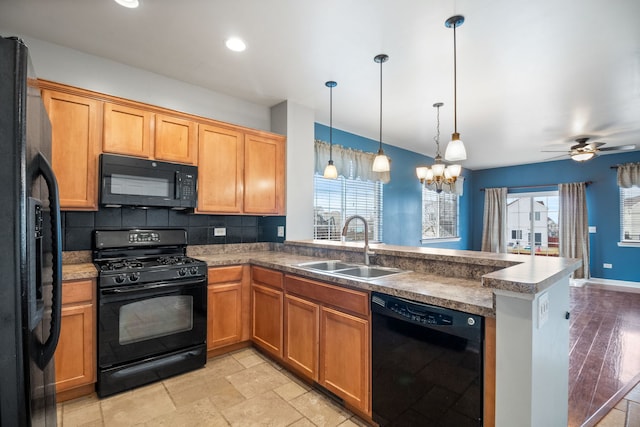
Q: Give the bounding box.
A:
[341,215,375,265]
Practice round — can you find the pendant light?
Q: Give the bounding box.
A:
[372,54,391,173]
[416,103,461,193]
[323,81,338,179]
[444,15,467,162]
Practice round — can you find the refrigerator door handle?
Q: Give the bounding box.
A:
[35,152,62,370]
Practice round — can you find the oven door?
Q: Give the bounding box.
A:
[98,277,206,369]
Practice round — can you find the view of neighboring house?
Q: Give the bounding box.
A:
[507,197,559,255]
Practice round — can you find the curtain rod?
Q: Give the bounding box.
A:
[479,181,592,191]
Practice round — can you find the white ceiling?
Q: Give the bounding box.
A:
[2,0,639,170]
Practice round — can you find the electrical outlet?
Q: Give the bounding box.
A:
[603,263,612,269]
[277,226,285,238]
[213,227,226,237]
[538,292,549,329]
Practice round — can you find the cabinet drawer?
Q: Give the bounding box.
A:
[208,265,243,284]
[252,266,283,290]
[62,279,94,305]
[285,275,369,318]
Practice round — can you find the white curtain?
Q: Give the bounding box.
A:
[559,182,590,279]
[314,140,390,183]
[617,162,640,188]
[481,187,507,253]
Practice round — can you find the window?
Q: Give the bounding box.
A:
[620,186,640,243]
[421,188,459,240]
[313,174,383,242]
[507,191,559,257]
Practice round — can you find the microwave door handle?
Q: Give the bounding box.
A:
[34,153,63,370]
[175,171,182,200]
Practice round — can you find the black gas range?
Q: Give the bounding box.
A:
[93,229,208,397]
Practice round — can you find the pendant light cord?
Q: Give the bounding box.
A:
[379,57,383,151]
[329,85,333,161]
[453,23,458,134]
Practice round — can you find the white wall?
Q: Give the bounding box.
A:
[494,279,570,426]
[271,101,314,240]
[9,34,271,131]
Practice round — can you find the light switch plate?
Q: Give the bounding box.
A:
[589,226,597,233]
[213,227,226,237]
[538,292,549,329]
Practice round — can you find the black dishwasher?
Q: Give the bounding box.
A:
[371,292,484,426]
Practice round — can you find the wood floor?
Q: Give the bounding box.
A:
[568,285,640,427]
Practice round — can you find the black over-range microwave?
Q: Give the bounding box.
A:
[99,154,197,209]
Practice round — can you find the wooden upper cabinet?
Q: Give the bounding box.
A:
[244,133,285,215]
[42,89,101,210]
[154,114,197,164]
[103,102,153,158]
[197,124,244,213]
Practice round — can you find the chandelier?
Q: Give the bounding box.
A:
[416,102,462,193]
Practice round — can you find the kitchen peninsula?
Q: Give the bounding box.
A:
[62,240,581,426]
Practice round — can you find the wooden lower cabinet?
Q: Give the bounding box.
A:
[55,279,96,399]
[250,267,284,359]
[284,294,319,381]
[319,306,370,413]
[207,266,246,351]
[283,274,370,414]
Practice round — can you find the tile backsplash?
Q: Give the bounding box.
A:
[62,207,286,251]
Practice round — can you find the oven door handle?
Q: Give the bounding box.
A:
[101,278,205,294]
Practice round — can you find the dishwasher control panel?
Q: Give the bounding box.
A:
[387,301,453,325]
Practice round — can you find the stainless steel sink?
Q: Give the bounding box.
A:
[295,261,409,281]
[295,260,358,271]
[332,266,406,280]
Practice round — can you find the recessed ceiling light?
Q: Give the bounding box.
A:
[114,0,139,8]
[225,37,246,52]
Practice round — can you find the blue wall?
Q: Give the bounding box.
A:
[470,151,640,282]
[315,123,471,249]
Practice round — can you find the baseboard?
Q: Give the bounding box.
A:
[583,277,640,294]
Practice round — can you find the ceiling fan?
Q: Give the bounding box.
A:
[542,137,636,162]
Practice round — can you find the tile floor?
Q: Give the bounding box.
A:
[57,348,368,427]
[595,382,640,427]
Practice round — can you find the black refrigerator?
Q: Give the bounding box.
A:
[0,36,62,426]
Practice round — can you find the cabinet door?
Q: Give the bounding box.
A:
[155,114,197,164]
[208,282,243,350]
[54,303,95,392]
[244,133,285,214]
[197,124,244,213]
[103,102,153,158]
[284,294,319,381]
[251,283,283,359]
[320,306,370,413]
[42,90,101,210]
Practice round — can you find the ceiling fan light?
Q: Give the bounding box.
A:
[571,151,595,162]
[372,149,391,172]
[445,133,467,161]
[323,161,338,179]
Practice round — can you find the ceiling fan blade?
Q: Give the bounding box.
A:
[599,144,637,152]
[545,154,570,161]
[541,149,571,153]
[588,142,605,149]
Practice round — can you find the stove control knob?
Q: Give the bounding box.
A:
[115,274,126,284]
[178,268,187,277]
[189,266,199,275]
[129,272,140,282]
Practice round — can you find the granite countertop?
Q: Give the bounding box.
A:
[193,250,495,317]
[61,240,582,318]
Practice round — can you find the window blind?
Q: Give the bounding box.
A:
[620,186,640,242]
[422,188,458,239]
[314,174,383,242]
